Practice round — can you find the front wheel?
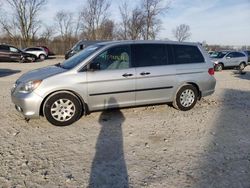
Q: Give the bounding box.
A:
[215,63,223,71]
[173,85,198,111]
[43,93,82,126]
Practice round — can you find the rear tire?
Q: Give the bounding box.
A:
[239,62,246,70]
[39,54,46,61]
[173,85,198,111]
[43,93,82,126]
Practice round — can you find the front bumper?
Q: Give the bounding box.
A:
[11,91,43,119]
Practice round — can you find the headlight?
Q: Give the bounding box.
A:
[19,80,42,93]
[213,61,219,64]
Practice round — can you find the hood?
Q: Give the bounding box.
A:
[16,65,67,84]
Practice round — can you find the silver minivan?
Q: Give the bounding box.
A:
[11,41,216,126]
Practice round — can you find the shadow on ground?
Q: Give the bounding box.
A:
[0,69,21,77]
[46,56,57,60]
[195,89,250,188]
[233,70,250,81]
[88,98,129,188]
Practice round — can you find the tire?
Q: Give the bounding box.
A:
[43,93,82,126]
[173,85,198,111]
[39,54,46,61]
[239,62,246,70]
[19,57,25,63]
[215,63,223,71]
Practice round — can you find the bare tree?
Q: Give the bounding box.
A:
[118,1,130,40]
[140,0,170,40]
[74,12,83,39]
[98,19,115,39]
[55,10,74,40]
[0,0,47,46]
[128,8,145,40]
[117,2,145,40]
[41,25,55,41]
[172,24,191,42]
[80,0,111,40]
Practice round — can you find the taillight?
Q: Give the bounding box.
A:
[208,68,215,75]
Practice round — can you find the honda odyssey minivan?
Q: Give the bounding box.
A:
[11,41,216,126]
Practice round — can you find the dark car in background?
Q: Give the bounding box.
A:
[0,44,37,63]
[65,40,106,59]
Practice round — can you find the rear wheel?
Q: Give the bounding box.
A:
[44,93,82,126]
[173,85,198,111]
[239,62,246,70]
[39,54,46,61]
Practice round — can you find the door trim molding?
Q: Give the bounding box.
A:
[89,86,173,96]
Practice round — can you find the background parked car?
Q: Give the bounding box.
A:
[37,46,55,57]
[23,47,47,61]
[244,50,250,63]
[211,51,248,71]
[65,40,106,59]
[0,44,36,63]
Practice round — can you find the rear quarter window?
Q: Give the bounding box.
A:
[172,45,205,64]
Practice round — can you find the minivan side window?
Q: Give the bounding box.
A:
[172,45,204,64]
[91,45,131,70]
[131,44,168,67]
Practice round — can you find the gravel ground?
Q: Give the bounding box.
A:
[0,58,250,188]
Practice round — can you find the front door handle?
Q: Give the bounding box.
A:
[140,72,151,76]
[122,73,133,77]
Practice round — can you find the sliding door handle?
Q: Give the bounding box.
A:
[122,73,133,77]
[140,72,151,76]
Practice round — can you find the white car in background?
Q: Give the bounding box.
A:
[211,51,248,71]
[23,47,47,61]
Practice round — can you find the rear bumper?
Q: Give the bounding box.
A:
[11,91,43,119]
[202,89,215,97]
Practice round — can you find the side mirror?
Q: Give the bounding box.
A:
[89,63,101,71]
[226,56,231,59]
[79,44,84,50]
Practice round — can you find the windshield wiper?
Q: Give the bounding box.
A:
[55,62,64,68]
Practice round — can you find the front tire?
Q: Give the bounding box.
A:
[215,63,223,71]
[173,85,198,111]
[44,93,82,126]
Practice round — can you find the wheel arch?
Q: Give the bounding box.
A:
[240,61,246,65]
[40,90,88,117]
[174,82,201,101]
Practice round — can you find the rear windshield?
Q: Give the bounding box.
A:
[61,45,104,69]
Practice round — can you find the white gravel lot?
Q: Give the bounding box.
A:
[0,58,250,188]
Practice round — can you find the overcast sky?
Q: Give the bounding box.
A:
[4,0,250,45]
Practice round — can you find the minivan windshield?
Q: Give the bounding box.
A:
[210,51,228,58]
[60,44,104,69]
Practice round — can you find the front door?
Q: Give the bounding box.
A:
[87,45,136,110]
[9,47,21,62]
